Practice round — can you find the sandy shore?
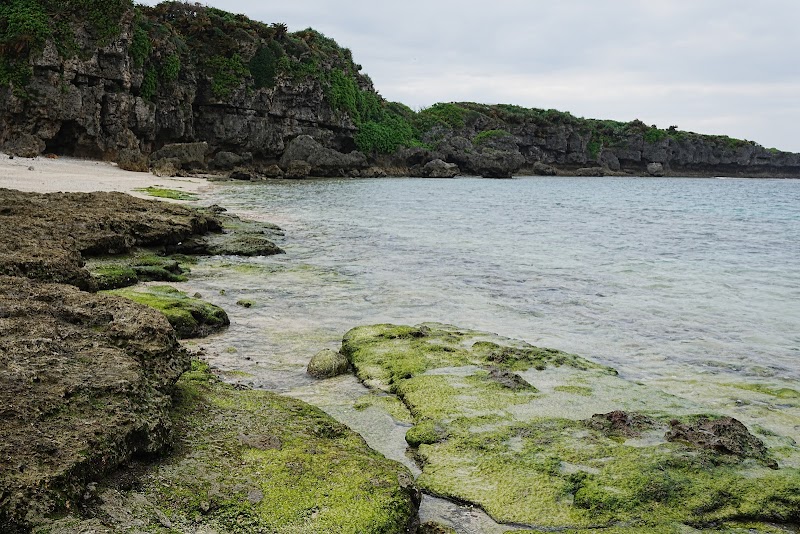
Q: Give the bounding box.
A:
[0,152,216,199]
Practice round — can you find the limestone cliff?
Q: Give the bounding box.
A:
[1,1,799,178]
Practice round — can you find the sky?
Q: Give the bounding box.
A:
[139,1,800,152]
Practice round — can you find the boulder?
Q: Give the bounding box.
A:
[279,135,367,176]
[0,276,190,530]
[261,163,284,178]
[470,148,525,178]
[307,349,350,379]
[150,142,208,170]
[211,150,248,171]
[647,162,665,176]
[532,161,557,176]
[116,148,149,172]
[151,158,179,177]
[422,159,459,178]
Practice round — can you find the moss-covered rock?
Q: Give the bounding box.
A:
[307,348,350,379]
[106,285,229,338]
[89,251,195,289]
[41,361,421,533]
[342,323,800,531]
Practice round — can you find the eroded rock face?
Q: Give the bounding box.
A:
[0,276,190,531]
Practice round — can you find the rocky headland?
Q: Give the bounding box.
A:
[2,1,799,179]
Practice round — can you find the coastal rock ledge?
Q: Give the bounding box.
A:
[0,275,190,531]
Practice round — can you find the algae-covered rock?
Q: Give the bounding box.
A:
[307,348,350,379]
[341,323,800,531]
[0,276,189,532]
[106,285,229,338]
[89,252,194,290]
[172,210,286,257]
[42,361,421,533]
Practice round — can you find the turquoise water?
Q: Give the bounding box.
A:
[183,176,799,531]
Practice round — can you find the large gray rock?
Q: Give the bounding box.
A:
[647,162,665,176]
[150,142,208,170]
[279,135,367,176]
[470,148,525,178]
[422,159,459,178]
[532,161,557,176]
[2,133,45,158]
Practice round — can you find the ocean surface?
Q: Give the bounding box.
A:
[182,176,800,532]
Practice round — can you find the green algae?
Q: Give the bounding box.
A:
[342,323,800,531]
[88,250,193,289]
[155,361,418,533]
[353,392,414,424]
[105,285,229,338]
[134,186,200,201]
[554,385,593,396]
[40,360,419,532]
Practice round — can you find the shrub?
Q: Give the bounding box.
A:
[141,66,157,100]
[206,54,248,99]
[161,53,180,82]
[249,41,281,89]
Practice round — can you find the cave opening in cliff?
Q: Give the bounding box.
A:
[45,121,104,159]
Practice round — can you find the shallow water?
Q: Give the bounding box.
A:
[179,176,800,530]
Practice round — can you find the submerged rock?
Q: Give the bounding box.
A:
[0,276,189,531]
[307,348,350,379]
[41,361,421,533]
[341,323,800,531]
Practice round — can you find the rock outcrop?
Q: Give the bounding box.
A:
[279,134,367,176]
[0,189,221,290]
[0,276,189,531]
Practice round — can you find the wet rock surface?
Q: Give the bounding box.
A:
[307,348,350,379]
[105,285,230,339]
[342,323,800,531]
[666,416,775,466]
[0,276,189,531]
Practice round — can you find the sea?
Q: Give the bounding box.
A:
[180,176,800,532]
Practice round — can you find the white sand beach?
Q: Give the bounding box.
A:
[0,152,215,199]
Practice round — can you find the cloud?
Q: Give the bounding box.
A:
[138,0,800,151]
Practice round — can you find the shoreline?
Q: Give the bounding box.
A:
[0,152,215,199]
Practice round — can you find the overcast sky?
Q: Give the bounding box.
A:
[140,1,800,152]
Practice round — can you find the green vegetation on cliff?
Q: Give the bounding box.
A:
[0,0,130,93]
